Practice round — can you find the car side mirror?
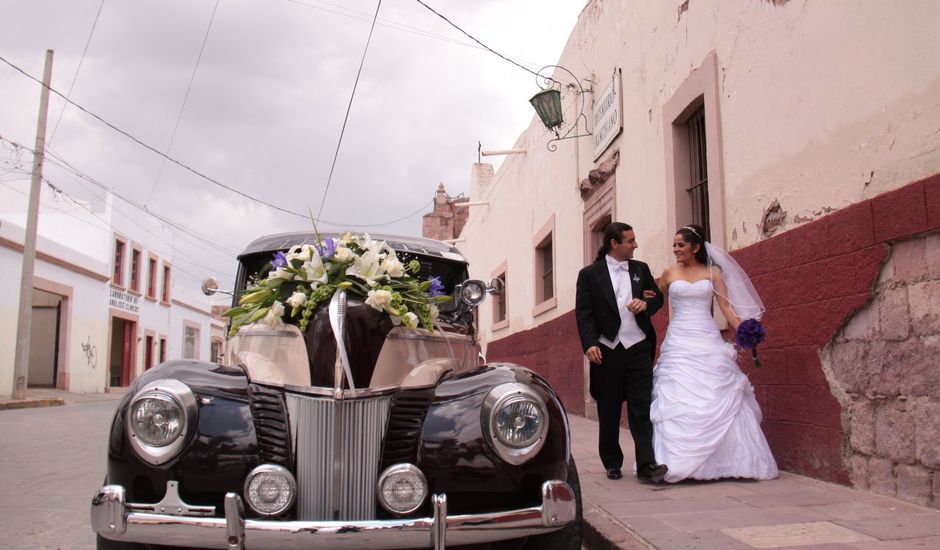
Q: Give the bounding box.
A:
[487,277,504,296]
[201,277,234,296]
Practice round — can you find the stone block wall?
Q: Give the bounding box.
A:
[825,231,940,508]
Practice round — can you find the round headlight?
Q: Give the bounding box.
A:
[126,379,197,465]
[130,393,184,446]
[458,280,487,306]
[494,398,544,448]
[377,464,428,515]
[244,464,296,517]
[482,383,549,465]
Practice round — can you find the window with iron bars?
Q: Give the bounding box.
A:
[687,108,710,241]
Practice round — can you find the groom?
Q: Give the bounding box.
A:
[575,222,668,482]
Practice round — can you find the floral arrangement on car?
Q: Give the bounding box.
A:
[224,232,451,337]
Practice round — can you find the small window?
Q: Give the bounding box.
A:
[130,246,142,293]
[144,334,154,370]
[686,108,710,241]
[183,325,199,359]
[162,263,172,303]
[113,238,126,286]
[535,235,554,303]
[147,256,158,299]
[493,272,507,324]
[210,339,223,363]
[159,337,167,363]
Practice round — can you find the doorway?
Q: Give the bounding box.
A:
[28,288,62,387]
[109,316,137,387]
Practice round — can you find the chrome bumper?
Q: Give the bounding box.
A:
[91,480,576,550]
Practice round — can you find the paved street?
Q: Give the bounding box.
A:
[0,391,125,550]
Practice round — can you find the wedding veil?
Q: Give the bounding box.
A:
[704,241,765,321]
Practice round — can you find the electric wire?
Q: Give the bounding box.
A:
[0,54,311,220]
[145,0,221,206]
[0,61,431,230]
[284,0,544,70]
[48,0,106,145]
[413,0,560,86]
[315,0,382,221]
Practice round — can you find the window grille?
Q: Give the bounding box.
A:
[687,108,710,241]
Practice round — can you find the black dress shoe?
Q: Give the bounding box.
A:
[637,463,668,482]
[606,467,623,480]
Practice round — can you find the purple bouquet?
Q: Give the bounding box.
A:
[735,318,766,368]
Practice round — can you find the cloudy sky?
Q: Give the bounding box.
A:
[0,0,582,293]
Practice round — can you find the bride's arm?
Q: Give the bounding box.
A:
[712,271,742,330]
[657,267,671,297]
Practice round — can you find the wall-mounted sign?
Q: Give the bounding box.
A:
[592,69,623,160]
[109,288,140,314]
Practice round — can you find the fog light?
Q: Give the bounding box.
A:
[244,464,295,517]
[377,464,427,515]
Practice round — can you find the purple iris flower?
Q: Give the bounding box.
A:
[427,276,445,297]
[272,251,288,268]
[315,238,336,259]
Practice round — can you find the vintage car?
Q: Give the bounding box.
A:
[91,232,581,550]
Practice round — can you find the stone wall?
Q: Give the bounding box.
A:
[825,231,940,508]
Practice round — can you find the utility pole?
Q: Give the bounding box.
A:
[12,49,54,399]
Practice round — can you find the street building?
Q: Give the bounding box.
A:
[444,0,940,509]
[0,184,222,396]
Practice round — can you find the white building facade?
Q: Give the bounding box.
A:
[0,186,222,396]
[457,0,940,506]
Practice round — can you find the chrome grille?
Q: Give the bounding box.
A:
[286,393,391,521]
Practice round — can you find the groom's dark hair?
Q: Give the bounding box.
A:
[595,222,633,262]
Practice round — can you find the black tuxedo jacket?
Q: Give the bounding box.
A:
[575,258,664,354]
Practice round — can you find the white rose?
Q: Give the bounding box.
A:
[286,291,307,308]
[365,289,393,312]
[430,304,440,320]
[334,246,354,263]
[381,257,405,278]
[400,312,419,329]
[260,301,286,327]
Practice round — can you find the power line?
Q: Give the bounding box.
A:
[316,0,382,220]
[1,57,434,230]
[49,0,106,145]
[284,0,543,70]
[413,0,560,86]
[145,0,221,206]
[0,54,311,220]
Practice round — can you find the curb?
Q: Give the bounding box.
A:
[583,504,651,550]
[0,398,65,411]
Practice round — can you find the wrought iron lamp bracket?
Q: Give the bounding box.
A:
[534,65,594,151]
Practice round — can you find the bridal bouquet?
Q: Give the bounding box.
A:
[224,233,451,337]
[735,319,766,368]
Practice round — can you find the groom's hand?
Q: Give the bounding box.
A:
[586,346,603,364]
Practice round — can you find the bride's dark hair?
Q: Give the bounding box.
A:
[676,224,709,265]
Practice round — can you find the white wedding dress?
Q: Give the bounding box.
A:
[651,279,778,482]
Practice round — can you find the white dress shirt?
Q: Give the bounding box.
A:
[599,255,646,350]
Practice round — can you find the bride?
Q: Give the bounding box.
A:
[650,225,778,482]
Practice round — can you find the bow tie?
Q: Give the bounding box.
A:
[609,261,629,272]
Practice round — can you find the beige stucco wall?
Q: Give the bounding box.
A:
[459,0,940,345]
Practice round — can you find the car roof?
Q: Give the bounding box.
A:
[239,231,466,262]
